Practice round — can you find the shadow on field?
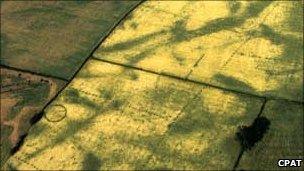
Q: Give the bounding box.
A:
[98,1,302,101]
[82,152,102,170]
[5,1,303,169]
[99,1,272,65]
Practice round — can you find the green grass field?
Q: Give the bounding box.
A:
[1,1,140,79]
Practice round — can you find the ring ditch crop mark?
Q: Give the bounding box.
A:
[1,0,302,168]
[1,1,145,159]
[44,104,67,123]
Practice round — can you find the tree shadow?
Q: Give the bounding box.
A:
[257,24,302,64]
[100,30,165,53]
[173,1,272,41]
[167,95,215,135]
[82,152,102,170]
[8,2,302,169]
[98,1,273,67]
[24,84,127,161]
[95,76,262,169]
[14,64,266,170]
[240,3,303,100]
[227,1,241,15]
[111,99,255,169]
[213,74,255,94]
[64,88,102,111]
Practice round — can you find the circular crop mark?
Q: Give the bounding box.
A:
[44,104,67,122]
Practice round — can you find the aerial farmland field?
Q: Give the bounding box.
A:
[0,1,303,170]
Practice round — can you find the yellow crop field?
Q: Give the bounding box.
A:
[1,1,303,170]
[4,60,263,170]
